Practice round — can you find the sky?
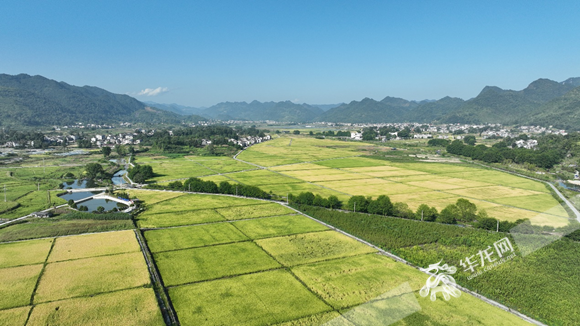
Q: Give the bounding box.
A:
[1,0,580,107]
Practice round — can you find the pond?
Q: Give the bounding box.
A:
[112,170,128,185]
[58,191,102,202]
[77,198,128,212]
[61,179,98,189]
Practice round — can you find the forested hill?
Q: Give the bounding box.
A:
[317,77,580,128]
[0,74,205,127]
[201,100,324,122]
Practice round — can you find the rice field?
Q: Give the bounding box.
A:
[0,238,53,268]
[0,230,162,325]
[138,192,530,325]
[215,202,295,220]
[144,222,248,252]
[27,288,164,326]
[0,264,43,309]
[34,251,150,303]
[155,242,281,286]
[0,306,31,326]
[138,156,216,182]
[48,230,141,262]
[169,270,332,326]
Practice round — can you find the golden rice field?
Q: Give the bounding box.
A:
[0,230,162,325]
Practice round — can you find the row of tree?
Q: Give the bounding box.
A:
[149,177,271,199]
[288,191,528,229]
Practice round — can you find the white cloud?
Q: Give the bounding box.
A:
[137,87,169,96]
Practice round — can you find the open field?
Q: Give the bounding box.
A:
[227,169,303,185]
[169,270,331,326]
[232,214,329,239]
[0,230,163,325]
[0,306,31,326]
[215,202,295,220]
[0,238,53,268]
[0,218,134,242]
[48,230,141,262]
[0,264,43,309]
[137,192,532,325]
[145,222,248,252]
[27,288,164,326]
[34,251,150,303]
[138,156,216,182]
[136,209,226,228]
[155,242,281,286]
[255,230,376,266]
[185,155,257,173]
[141,193,265,215]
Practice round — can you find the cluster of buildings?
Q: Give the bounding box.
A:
[52,122,121,131]
[90,133,140,147]
[228,134,271,147]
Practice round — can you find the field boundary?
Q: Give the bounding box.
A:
[134,229,180,326]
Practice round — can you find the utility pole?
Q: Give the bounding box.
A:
[37,183,40,191]
[3,184,6,202]
[43,157,45,174]
[354,202,356,213]
[421,210,424,222]
[497,220,499,232]
[189,184,191,192]
[236,186,238,196]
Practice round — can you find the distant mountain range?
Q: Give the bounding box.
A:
[1,73,579,129]
[0,74,205,128]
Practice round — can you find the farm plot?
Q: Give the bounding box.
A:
[317,179,426,197]
[0,264,43,309]
[238,137,369,167]
[184,156,257,173]
[256,182,349,201]
[34,251,150,303]
[269,163,332,172]
[48,230,141,262]
[143,157,216,182]
[215,202,295,220]
[227,169,303,185]
[280,169,365,182]
[136,209,226,228]
[145,222,248,252]
[126,189,185,205]
[255,230,376,266]
[0,238,53,268]
[27,287,164,326]
[138,192,533,325]
[0,306,30,326]
[155,242,280,286]
[142,193,264,215]
[169,270,331,326]
[232,214,329,240]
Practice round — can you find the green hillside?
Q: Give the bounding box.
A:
[0,74,205,127]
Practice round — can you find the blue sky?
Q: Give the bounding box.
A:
[1,1,579,107]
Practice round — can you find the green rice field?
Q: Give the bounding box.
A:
[139,192,530,325]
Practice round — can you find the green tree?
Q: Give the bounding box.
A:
[293,130,300,135]
[347,196,369,212]
[415,204,438,221]
[296,192,315,205]
[456,198,477,222]
[102,147,111,158]
[438,204,459,224]
[327,195,342,209]
[464,135,476,146]
[85,163,104,179]
[96,206,105,213]
[392,202,414,219]
[114,144,125,156]
[367,195,393,215]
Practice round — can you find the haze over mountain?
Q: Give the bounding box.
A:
[200,101,324,122]
[1,73,579,129]
[0,74,205,127]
